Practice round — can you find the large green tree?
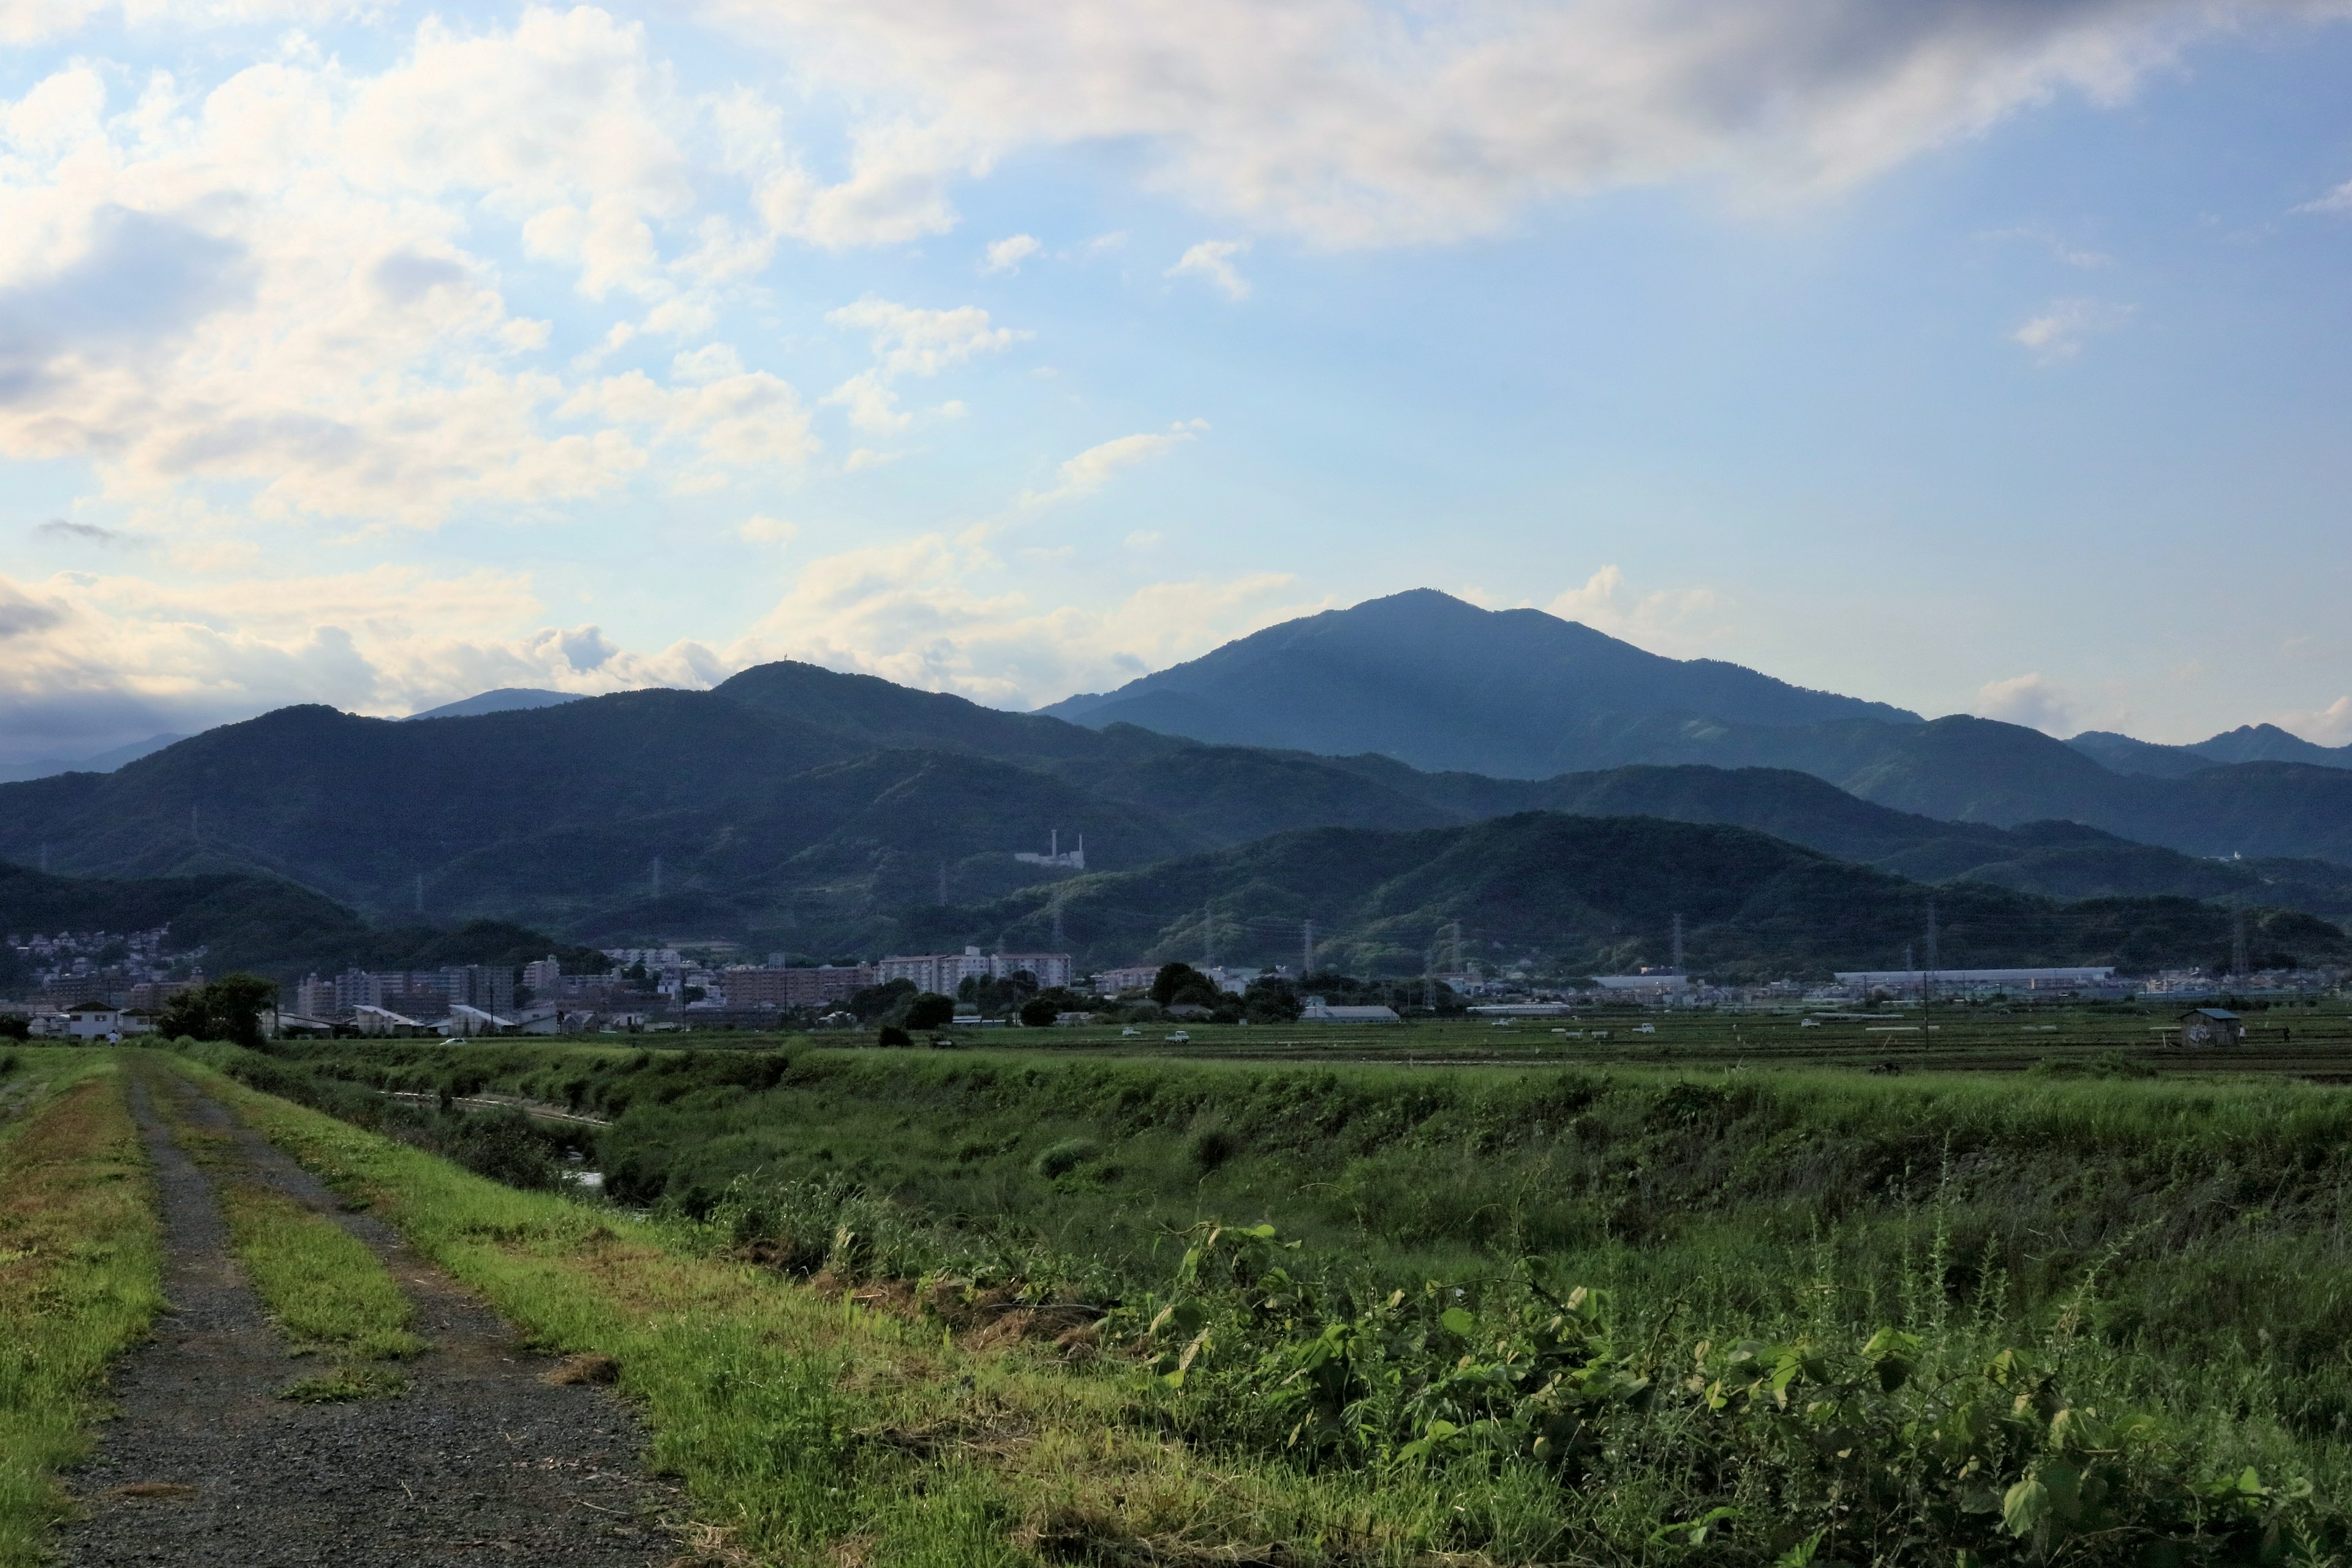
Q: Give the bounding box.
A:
[156,973,278,1047]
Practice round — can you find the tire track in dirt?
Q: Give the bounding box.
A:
[58,1074,685,1567]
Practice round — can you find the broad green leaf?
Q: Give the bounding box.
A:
[2003,1476,2050,1537]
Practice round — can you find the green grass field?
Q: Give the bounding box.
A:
[154,1014,2352,1565]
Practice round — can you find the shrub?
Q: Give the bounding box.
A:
[876,1025,913,1049]
[903,992,956,1030]
[1186,1126,1242,1174]
[1032,1137,1100,1178]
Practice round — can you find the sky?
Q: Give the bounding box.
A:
[4,0,2352,767]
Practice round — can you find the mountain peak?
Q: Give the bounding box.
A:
[1038,588,1918,777]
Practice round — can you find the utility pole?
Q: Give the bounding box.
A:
[1050,902,1065,948]
[1303,919,1314,980]
[1923,897,1939,1042]
[1448,921,1463,975]
[1671,913,1684,973]
[1203,903,1215,970]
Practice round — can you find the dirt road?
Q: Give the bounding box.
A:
[57,1074,683,1567]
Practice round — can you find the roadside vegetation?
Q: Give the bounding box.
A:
[0,1054,165,1567]
[162,1036,2352,1565]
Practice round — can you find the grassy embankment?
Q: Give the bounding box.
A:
[159,1048,1476,1568]
[141,1069,423,1400]
[268,1038,2352,1425]
[0,1050,166,1567]
[181,1038,2352,1565]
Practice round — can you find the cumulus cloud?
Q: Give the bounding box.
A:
[2011,297,2135,361]
[820,296,1027,437]
[1168,238,1252,299]
[730,532,1312,706]
[0,9,874,530]
[2264,695,2352,745]
[982,233,1042,273]
[1544,565,1724,650]
[1977,672,2077,733]
[739,513,798,545]
[0,562,723,766]
[692,0,2336,247]
[826,296,1028,377]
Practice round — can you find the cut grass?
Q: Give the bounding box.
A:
[159,1051,1476,1568]
[0,1058,166,1568]
[216,1182,424,1363]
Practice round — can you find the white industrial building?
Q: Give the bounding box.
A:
[1834,967,2114,992]
[877,946,1075,993]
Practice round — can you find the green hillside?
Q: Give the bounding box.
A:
[896,812,2348,979]
[0,862,597,992]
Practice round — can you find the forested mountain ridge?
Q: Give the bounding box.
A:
[4,647,2348,953]
[892,812,2351,981]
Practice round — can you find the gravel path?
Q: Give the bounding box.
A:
[57,1074,684,1567]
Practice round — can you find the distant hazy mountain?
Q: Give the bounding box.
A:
[2067,723,2352,777]
[0,732,189,785]
[3,658,2344,956]
[904,813,2350,981]
[1041,589,1920,775]
[2065,731,2217,778]
[2190,723,2352,770]
[407,687,586,721]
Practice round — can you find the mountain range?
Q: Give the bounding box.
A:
[2,589,2346,970]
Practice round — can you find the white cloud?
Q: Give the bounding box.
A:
[739,513,798,545]
[729,532,1311,706]
[981,233,1042,273]
[825,296,1028,378]
[0,10,861,528]
[2294,178,2352,214]
[2011,297,2134,361]
[694,0,2333,248]
[1168,238,1251,299]
[824,370,912,434]
[1017,420,1206,510]
[1976,672,2077,733]
[819,296,1027,445]
[0,562,718,764]
[1544,565,1723,650]
[2264,695,2352,745]
[843,447,903,472]
[560,366,818,467]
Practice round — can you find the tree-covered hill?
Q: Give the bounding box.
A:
[898,812,2349,981]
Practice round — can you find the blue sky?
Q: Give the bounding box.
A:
[4,0,2352,766]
